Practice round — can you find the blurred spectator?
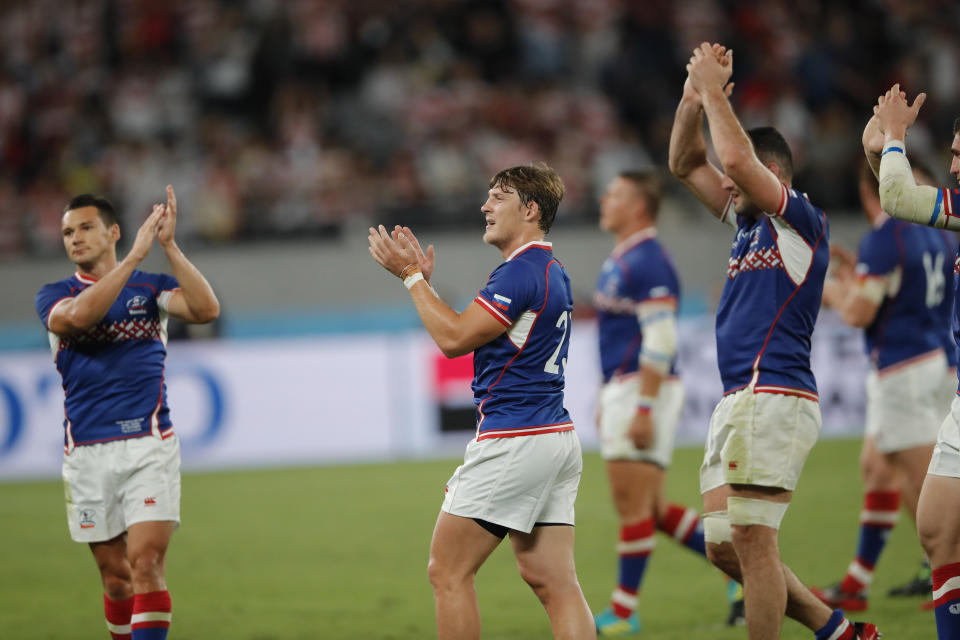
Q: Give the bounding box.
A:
[0,0,957,259]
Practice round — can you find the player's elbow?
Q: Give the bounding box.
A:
[58,307,97,333]
[193,299,220,324]
[668,149,700,180]
[667,154,686,179]
[438,340,470,359]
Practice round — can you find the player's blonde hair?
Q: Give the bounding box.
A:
[489,162,565,234]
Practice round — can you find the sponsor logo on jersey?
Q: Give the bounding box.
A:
[117,418,144,434]
[126,295,149,316]
[144,497,157,506]
[79,509,96,529]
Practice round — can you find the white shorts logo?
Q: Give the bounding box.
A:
[949,603,960,615]
[79,509,96,529]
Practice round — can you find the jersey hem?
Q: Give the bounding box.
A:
[476,423,574,441]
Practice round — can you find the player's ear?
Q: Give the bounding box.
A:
[765,161,781,180]
[524,200,540,223]
[109,223,121,243]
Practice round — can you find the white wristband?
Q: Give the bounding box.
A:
[403,272,425,290]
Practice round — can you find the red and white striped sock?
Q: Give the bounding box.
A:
[840,490,899,594]
[657,503,706,556]
[131,590,171,640]
[103,594,133,640]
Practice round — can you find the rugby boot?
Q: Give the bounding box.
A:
[810,582,868,611]
[594,607,641,636]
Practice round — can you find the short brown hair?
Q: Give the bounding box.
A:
[953,117,960,136]
[618,170,662,219]
[65,193,118,228]
[489,162,565,234]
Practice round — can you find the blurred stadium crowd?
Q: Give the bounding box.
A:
[1,0,958,256]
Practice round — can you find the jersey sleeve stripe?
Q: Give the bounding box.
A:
[931,189,944,226]
[475,295,512,327]
[776,183,789,217]
[720,194,736,227]
[45,297,71,329]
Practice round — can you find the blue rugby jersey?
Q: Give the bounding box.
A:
[35,270,180,450]
[472,241,574,440]
[856,215,948,371]
[593,228,681,382]
[946,188,960,392]
[938,229,959,369]
[715,183,829,400]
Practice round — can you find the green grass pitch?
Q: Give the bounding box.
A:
[1,438,936,638]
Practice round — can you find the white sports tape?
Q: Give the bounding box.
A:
[879,140,957,230]
[702,510,732,544]
[403,272,425,290]
[727,496,789,530]
[636,303,677,374]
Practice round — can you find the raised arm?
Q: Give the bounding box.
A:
[872,85,960,230]
[48,206,165,334]
[668,75,731,220]
[368,225,505,357]
[688,43,786,216]
[157,185,220,324]
[862,114,884,180]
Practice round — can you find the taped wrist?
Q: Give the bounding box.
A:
[879,140,951,228]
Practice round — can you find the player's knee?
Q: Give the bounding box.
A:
[101,574,133,600]
[129,546,165,582]
[427,553,468,592]
[703,511,740,576]
[916,514,956,563]
[860,452,895,488]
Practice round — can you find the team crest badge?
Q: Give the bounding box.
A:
[79,509,96,529]
[126,295,149,316]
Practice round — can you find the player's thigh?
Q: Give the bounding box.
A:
[889,443,935,487]
[89,533,131,578]
[126,521,177,563]
[428,511,503,581]
[120,435,181,530]
[509,523,578,586]
[605,460,663,521]
[917,474,960,565]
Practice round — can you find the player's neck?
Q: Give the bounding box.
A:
[498,230,546,259]
[614,220,654,245]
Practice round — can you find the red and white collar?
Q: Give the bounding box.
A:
[612,227,657,258]
[506,240,552,261]
[74,271,98,284]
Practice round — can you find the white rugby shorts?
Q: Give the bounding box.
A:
[441,430,582,533]
[63,434,181,543]
[700,389,821,493]
[598,376,685,467]
[866,351,946,453]
[937,367,958,424]
[929,395,960,479]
